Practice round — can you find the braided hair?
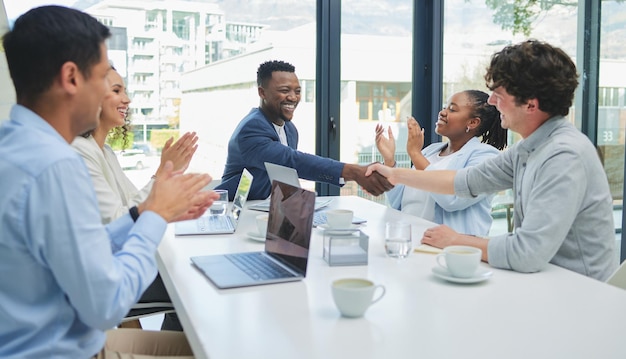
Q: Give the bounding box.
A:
[465,89,507,150]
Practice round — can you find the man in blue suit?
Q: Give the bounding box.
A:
[217,60,393,200]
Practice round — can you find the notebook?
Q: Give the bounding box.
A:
[174,168,253,235]
[191,180,316,289]
[248,162,333,212]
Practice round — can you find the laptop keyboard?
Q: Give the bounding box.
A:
[197,215,233,232]
[313,211,328,227]
[225,252,294,281]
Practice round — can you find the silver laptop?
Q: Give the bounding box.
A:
[175,168,253,235]
[191,180,316,289]
[248,162,333,211]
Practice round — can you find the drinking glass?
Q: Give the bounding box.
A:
[209,189,228,215]
[385,222,412,259]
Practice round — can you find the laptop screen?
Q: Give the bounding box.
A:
[265,180,315,274]
[231,168,253,223]
[264,162,301,188]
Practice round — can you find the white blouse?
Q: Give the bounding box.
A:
[400,151,459,221]
[71,136,153,224]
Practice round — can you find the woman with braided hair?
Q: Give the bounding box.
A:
[375,89,507,236]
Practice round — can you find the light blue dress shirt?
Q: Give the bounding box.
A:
[455,116,617,280]
[0,105,167,358]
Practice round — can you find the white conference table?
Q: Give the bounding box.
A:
[157,196,626,359]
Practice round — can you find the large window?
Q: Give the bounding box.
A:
[442,0,625,254]
[3,0,625,255]
[357,82,412,121]
[177,2,317,178]
[444,0,579,145]
[599,0,626,261]
[339,0,413,199]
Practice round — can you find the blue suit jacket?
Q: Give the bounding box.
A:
[216,108,344,200]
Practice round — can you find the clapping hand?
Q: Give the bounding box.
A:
[156,132,199,177]
[406,117,429,170]
[374,124,396,166]
[141,161,216,222]
[406,117,424,150]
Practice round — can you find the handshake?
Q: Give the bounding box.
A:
[343,163,395,196]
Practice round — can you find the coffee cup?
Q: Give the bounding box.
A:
[331,278,385,318]
[325,209,353,229]
[436,245,482,278]
[256,214,269,236]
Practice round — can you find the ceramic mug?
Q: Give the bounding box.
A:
[325,209,354,229]
[436,245,482,278]
[331,278,385,318]
[256,214,269,236]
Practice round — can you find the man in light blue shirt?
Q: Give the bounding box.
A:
[0,6,215,358]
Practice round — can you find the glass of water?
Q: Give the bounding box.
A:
[385,222,412,259]
[209,189,229,215]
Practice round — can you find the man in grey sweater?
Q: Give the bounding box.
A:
[367,40,617,281]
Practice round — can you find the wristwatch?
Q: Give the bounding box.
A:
[129,206,140,222]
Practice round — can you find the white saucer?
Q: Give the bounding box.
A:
[318,223,360,234]
[318,223,359,231]
[247,231,266,242]
[431,266,492,284]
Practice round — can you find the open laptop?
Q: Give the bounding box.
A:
[191,180,316,289]
[248,162,333,211]
[175,168,253,235]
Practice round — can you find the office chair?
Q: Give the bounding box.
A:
[118,273,177,329]
[119,303,176,329]
[118,180,223,329]
[606,260,626,290]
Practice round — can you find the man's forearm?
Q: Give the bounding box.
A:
[392,168,456,195]
[340,163,360,181]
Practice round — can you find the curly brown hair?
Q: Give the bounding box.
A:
[79,112,131,148]
[106,111,132,148]
[484,39,579,117]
